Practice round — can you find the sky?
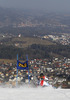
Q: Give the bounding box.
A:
[0,0,70,12]
[0,86,70,100]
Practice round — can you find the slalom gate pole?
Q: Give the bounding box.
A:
[16,54,18,87]
[26,55,30,84]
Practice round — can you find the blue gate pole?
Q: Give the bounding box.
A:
[26,55,30,84]
[16,54,18,87]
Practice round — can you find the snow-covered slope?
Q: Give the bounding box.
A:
[0,85,70,100]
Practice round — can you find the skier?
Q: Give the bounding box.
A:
[39,73,49,87]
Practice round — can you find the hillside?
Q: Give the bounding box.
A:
[1,36,55,48]
[0,36,70,59]
[0,7,70,36]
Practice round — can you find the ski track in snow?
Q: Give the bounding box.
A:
[0,85,70,100]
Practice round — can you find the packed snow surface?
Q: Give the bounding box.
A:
[0,85,70,100]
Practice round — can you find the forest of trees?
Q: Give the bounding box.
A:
[0,26,70,37]
[0,44,70,60]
